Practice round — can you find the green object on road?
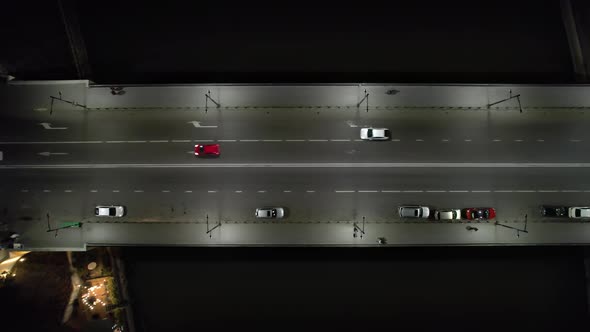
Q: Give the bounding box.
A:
[59,222,82,228]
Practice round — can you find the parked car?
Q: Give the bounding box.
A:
[464,207,496,220]
[194,144,220,157]
[360,127,390,141]
[95,205,125,217]
[434,209,461,221]
[398,206,430,219]
[255,207,285,219]
[539,205,568,218]
[568,207,590,219]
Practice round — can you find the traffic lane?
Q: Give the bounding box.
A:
[3,186,590,226]
[4,167,590,192]
[3,107,590,143]
[1,140,590,164]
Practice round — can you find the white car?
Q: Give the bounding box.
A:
[398,206,430,219]
[434,209,461,221]
[360,127,390,141]
[568,207,590,219]
[95,205,126,217]
[255,207,285,219]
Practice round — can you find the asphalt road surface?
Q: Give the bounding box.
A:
[3,93,590,248]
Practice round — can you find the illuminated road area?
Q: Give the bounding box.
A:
[3,91,590,248]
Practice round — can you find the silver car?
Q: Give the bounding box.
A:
[255,207,285,219]
[360,127,390,141]
[568,207,590,219]
[434,209,461,221]
[398,206,430,219]
[95,205,125,217]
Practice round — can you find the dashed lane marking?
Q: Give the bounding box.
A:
[515,190,535,192]
[43,190,51,192]
[381,190,401,192]
[471,190,491,193]
[570,139,582,142]
[257,190,266,193]
[90,190,98,192]
[358,190,379,193]
[449,190,469,193]
[464,139,472,142]
[306,190,316,193]
[240,140,259,142]
[283,190,292,193]
[208,190,217,193]
[392,139,401,142]
[335,190,355,193]
[127,141,146,143]
[492,139,502,142]
[330,139,351,142]
[403,190,423,193]
[218,139,236,142]
[106,141,125,143]
[64,190,72,193]
[162,190,171,193]
[426,190,446,193]
[415,139,424,142]
[172,140,191,143]
[20,189,28,192]
[561,190,581,192]
[112,190,119,193]
[308,139,329,142]
[538,190,558,192]
[262,139,282,142]
[149,140,169,143]
[285,139,305,142]
[235,190,243,193]
[134,190,144,193]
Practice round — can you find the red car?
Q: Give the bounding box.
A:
[194,144,220,157]
[464,208,496,220]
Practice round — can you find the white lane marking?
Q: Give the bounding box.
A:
[107,141,125,143]
[235,190,242,193]
[0,141,103,144]
[426,190,446,193]
[515,190,535,192]
[392,139,401,142]
[330,139,351,142]
[335,190,355,193]
[415,139,424,142]
[353,139,363,142]
[162,190,171,193]
[285,139,305,142]
[196,139,214,142]
[64,190,72,193]
[112,190,119,193]
[184,190,192,193]
[262,140,282,142]
[584,190,590,192]
[187,121,217,128]
[441,139,449,142]
[34,107,48,112]
[358,190,378,193]
[134,190,144,193]
[449,190,468,193]
[403,190,423,193]
[538,190,558,192]
[570,139,582,142]
[283,190,292,193]
[561,190,581,192]
[346,120,359,128]
[39,122,67,130]
[43,189,51,192]
[38,152,69,156]
[493,190,513,192]
[514,139,523,142]
[208,190,217,193]
[306,190,315,193]
[20,189,29,192]
[464,139,472,142]
[149,140,169,143]
[186,151,194,154]
[536,139,545,142]
[257,190,266,193]
[218,139,236,142]
[240,140,259,142]
[127,141,146,143]
[381,190,401,193]
[11,162,590,169]
[0,151,2,160]
[492,139,502,142]
[90,190,98,193]
[172,140,191,143]
[471,190,491,193]
[308,139,329,142]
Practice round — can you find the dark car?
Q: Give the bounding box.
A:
[464,207,496,220]
[540,205,568,218]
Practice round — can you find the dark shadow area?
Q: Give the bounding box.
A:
[124,246,590,331]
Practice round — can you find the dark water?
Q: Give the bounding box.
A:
[3,0,574,83]
[124,246,589,331]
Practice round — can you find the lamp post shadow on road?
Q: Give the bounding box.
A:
[206,214,221,239]
[494,214,528,238]
[353,216,365,239]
